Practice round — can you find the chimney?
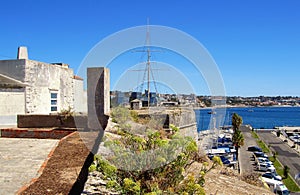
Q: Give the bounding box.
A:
[17,46,28,59]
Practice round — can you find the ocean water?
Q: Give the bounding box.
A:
[195,106,300,131]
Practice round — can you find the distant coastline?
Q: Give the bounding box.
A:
[195,106,300,130]
[193,104,300,110]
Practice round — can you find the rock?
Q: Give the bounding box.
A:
[81,171,121,195]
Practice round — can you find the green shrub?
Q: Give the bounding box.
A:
[88,164,97,172]
[178,174,205,195]
[170,124,179,133]
[123,178,141,194]
[106,180,120,190]
[96,156,117,179]
[130,110,139,122]
[144,192,158,195]
[110,106,131,124]
[90,122,218,194]
[251,131,259,139]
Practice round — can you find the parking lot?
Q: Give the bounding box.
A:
[239,125,300,195]
[257,131,300,186]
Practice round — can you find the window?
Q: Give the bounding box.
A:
[51,93,57,99]
[51,92,58,112]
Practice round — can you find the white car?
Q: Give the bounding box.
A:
[274,183,290,195]
[261,175,282,186]
[262,172,282,181]
[254,151,268,158]
[257,157,273,166]
[257,163,276,172]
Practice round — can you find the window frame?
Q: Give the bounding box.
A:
[50,91,58,112]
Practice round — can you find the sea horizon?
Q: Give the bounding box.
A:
[195,106,300,131]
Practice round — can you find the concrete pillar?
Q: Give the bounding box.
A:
[17,46,28,60]
[87,67,110,130]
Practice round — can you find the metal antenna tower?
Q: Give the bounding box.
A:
[132,19,163,108]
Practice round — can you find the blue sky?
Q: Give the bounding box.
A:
[0,0,299,96]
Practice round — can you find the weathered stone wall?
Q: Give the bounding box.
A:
[24,60,75,114]
[168,108,198,139]
[0,50,86,125]
[137,108,198,139]
[0,59,85,114]
[87,67,110,130]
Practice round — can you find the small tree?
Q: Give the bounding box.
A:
[272,151,278,162]
[232,113,243,131]
[283,165,290,179]
[57,106,74,125]
[276,130,281,137]
[231,113,244,161]
[232,129,244,160]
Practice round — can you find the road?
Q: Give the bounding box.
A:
[239,125,258,174]
[257,131,300,186]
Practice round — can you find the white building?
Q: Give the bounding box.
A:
[0,46,87,125]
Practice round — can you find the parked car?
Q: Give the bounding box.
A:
[262,172,282,181]
[248,146,262,152]
[218,137,232,144]
[257,157,273,166]
[253,151,268,158]
[261,174,282,186]
[257,163,276,172]
[274,183,290,195]
[220,155,230,165]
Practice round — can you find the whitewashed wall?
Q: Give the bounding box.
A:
[24,60,74,114]
[0,57,86,125]
[73,78,87,113]
[0,90,25,125]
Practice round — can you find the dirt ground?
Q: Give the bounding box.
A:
[20,132,90,195]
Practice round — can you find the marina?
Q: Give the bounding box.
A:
[196,104,300,194]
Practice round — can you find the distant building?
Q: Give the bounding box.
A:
[149,92,158,106]
[0,46,87,125]
[130,92,142,102]
[111,91,130,107]
[130,91,158,107]
[161,101,178,107]
[130,99,142,110]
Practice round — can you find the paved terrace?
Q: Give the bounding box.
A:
[0,138,59,194]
